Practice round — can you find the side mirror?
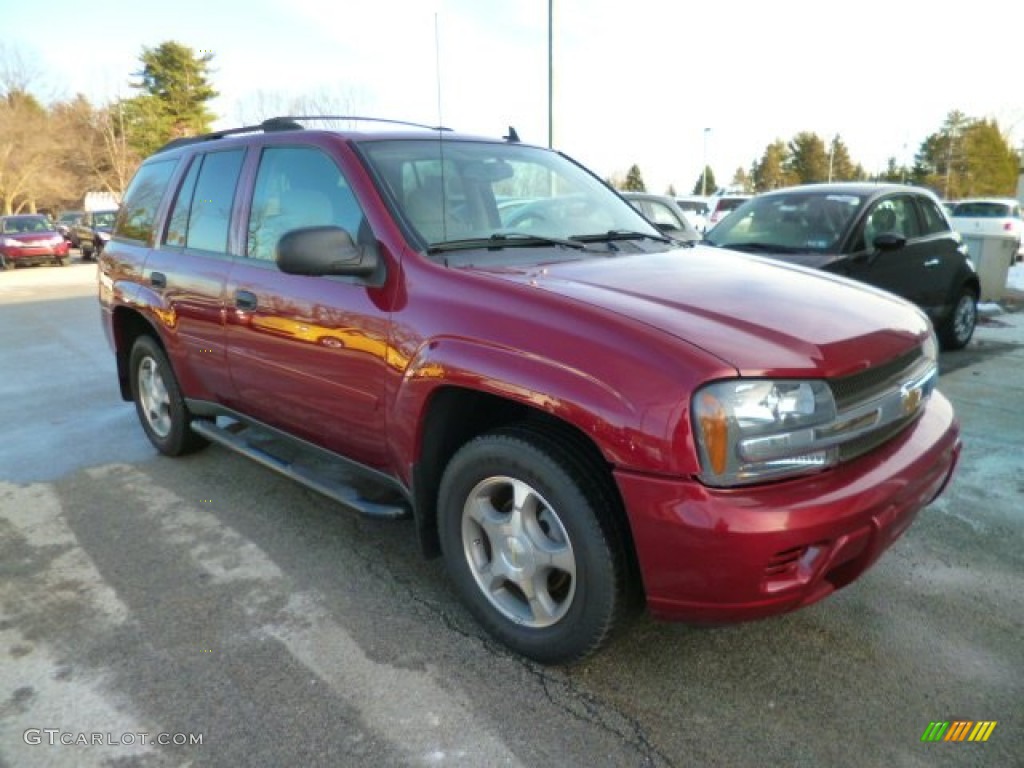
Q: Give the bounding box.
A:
[873,232,907,252]
[276,226,378,278]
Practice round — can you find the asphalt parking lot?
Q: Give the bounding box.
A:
[1,257,1021,767]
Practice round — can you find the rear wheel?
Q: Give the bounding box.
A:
[1,257,14,271]
[438,427,630,664]
[129,336,209,456]
[938,287,977,350]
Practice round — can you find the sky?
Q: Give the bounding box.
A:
[6,0,1024,194]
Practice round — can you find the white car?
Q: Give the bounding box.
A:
[949,198,1023,262]
[673,195,710,233]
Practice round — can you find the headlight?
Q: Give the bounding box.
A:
[693,379,839,486]
[48,235,64,246]
[1,237,21,247]
[97,231,111,242]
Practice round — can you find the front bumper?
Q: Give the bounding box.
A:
[2,243,70,265]
[616,392,960,623]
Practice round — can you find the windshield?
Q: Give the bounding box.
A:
[2,216,52,234]
[951,201,1012,218]
[705,191,866,252]
[358,139,662,256]
[93,211,118,228]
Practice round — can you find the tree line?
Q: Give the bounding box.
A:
[617,111,1020,200]
[0,41,216,215]
[2,40,1020,215]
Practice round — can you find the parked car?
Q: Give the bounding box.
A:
[948,198,1023,262]
[621,192,701,243]
[55,210,85,247]
[75,210,118,260]
[0,214,71,269]
[704,183,981,349]
[674,195,710,232]
[99,118,960,664]
[705,192,752,231]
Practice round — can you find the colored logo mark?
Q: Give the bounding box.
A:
[921,721,997,742]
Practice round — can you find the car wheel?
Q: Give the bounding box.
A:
[1,257,14,271]
[129,335,209,456]
[938,287,977,350]
[438,426,630,664]
[58,257,70,267]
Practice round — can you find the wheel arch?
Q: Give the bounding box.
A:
[408,386,644,607]
[111,306,164,401]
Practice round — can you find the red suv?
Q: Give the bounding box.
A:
[99,117,961,663]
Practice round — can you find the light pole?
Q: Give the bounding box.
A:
[701,128,710,197]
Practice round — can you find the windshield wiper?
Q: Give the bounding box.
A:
[428,232,588,254]
[704,241,809,254]
[573,229,672,244]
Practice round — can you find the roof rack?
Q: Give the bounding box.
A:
[155,115,451,154]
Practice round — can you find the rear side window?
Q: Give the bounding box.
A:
[918,196,952,236]
[952,201,1010,218]
[180,149,245,253]
[114,159,178,243]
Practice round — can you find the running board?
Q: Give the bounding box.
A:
[189,418,409,519]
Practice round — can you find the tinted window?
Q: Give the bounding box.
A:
[952,201,1011,217]
[115,159,178,243]
[164,158,201,248]
[185,150,245,253]
[247,146,366,261]
[918,196,951,236]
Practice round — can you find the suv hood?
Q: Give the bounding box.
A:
[470,246,929,378]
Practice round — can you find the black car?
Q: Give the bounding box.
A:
[55,210,84,247]
[74,210,118,260]
[704,183,980,349]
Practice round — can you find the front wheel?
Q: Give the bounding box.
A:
[938,287,977,350]
[438,427,630,664]
[129,336,208,456]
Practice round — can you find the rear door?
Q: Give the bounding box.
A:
[141,148,246,400]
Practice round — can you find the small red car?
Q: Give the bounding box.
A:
[0,214,71,269]
[98,118,961,664]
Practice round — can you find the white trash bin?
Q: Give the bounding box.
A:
[961,233,1018,302]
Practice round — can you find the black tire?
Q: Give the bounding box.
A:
[438,426,630,664]
[81,242,93,261]
[1,257,14,271]
[58,257,70,267]
[938,286,977,350]
[128,335,209,456]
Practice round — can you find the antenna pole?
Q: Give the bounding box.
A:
[434,13,443,127]
[547,0,553,148]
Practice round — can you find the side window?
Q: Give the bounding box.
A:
[862,196,919,248]
[184,149,245,253]
[917,196,952,237]
[163,158,201,248]
[114,159,178,243]
[247,146,366,261]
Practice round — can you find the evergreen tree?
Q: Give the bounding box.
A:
[731,167,751,193]
[666,183,677,197]
[123,41,217,157]
[786,132,829,184]
[624,164,646,192]
[826,136,860,181]
[691,166,715,195]
[751,140,792,192]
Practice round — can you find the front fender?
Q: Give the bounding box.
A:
[389,336,647,477]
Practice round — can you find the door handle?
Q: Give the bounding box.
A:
[150,271,167,288]
[923,258,940,268]
[235,290,258,311]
